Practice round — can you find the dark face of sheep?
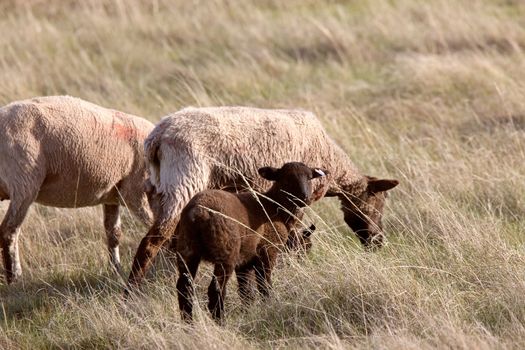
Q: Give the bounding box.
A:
[340,176,399,249]
[286,224,315,253]
[258,162,328,208]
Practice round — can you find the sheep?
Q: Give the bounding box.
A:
[175,162,327,322]
[126,106,398,291]
[145,176,315,255]
[0,95,154,283]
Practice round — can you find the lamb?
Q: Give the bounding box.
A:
[126,106,398,291]
[145,176,315,255]
[175,162,327,322]
[0,96,154,283]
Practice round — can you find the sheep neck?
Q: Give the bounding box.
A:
[255,185,300,222]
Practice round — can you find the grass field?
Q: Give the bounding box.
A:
[1,0,525,348]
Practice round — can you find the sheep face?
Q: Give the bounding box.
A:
[340,177,399,249]
[286,224,315,253]
[258,162,327,208]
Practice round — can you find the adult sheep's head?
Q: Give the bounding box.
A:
[339,176,399,249]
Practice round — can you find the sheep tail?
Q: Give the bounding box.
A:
[144,128,163,188]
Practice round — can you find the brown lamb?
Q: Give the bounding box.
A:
[175,162,327,323]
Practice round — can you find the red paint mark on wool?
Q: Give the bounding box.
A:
[112,123,135,141]
[110,111,148,140]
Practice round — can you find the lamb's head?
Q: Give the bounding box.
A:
[258,162,328,208]
[340,176,399,249]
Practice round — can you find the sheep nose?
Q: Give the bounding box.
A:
[298,184,310,203]
[300,194,312,205]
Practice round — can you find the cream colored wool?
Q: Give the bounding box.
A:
[147,106,364,219]
[0,95,154,283]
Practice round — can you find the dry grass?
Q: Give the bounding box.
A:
[1,0,525,348]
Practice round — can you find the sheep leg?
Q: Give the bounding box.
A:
[254,248,278,298]
[208,263,233,323]
[235,262,256,306]
[103,204,123,273]
[129,199,154,228]
[125,216,178,294]
[121,179,154,227]
[166,233,178,254]
[126,174,206,294]
[0,197,33,284]
[176,254,200,323]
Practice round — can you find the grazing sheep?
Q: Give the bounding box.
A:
[0,96,154,283]
[175,162,327,322]
[126,107,398,291]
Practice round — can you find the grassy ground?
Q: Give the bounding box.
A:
[1,0,524,348]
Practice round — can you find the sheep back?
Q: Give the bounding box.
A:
[0,95,154,207]
[147,106,363,197]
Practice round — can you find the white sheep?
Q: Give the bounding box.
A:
[126,106,398,291]
[0,96,154,283]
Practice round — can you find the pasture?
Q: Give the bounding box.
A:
[0,0,524,348]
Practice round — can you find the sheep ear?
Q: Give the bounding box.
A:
[367,178,399,193]
[258,166,280,181]
[312,168,328,179]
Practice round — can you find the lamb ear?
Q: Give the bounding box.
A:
[258,166,280,181]
[367,178,399,193]
[312,168,328,179]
